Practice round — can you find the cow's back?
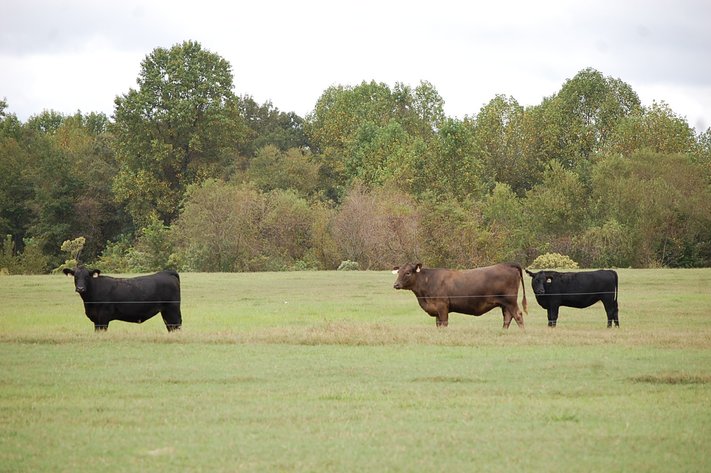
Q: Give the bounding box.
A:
[553,270,617,308]
[428,264,522,315]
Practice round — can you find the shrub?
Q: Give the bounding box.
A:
[529,252,579,269]
[93,238,133,273]
[331,184,420,270]
[337,260,360,271]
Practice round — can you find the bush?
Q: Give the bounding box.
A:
[332,184,420,270]
[93,238,133,273]
[337,260,360,271]
[0,235,52,275]
[529,252,579,269]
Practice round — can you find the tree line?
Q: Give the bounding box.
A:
[1,40,710,274]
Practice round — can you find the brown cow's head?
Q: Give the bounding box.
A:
[63,267,101,294]
[392,263,422,290]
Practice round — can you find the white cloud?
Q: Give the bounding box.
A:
[1,0,709,131]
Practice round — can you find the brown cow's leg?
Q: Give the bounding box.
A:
[436,311,449,327]
[512,306,525,328]
[502,307,513,329]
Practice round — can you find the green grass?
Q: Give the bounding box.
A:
[1,269,710,472]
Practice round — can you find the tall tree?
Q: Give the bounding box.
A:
[0,103,33,250]
[604,101,697,156]
[112,40,246,226]
[305,80,445,195]
[473,95,535,193]
[237,96,308,158]
[526,68,641,171]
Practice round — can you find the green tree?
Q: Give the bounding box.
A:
[305,80,444,194]
[523,161,589,255]
[53,112,127,260]
[238,96,308,158]
[246,145,321,197]
[604,101,697,156]
[526,68,640,172]
[590,152,711,266]
[112,40,246,226]
[0,102,32,251]
[474,95,536,193]
[128,215,174,272]
[482,182,531,263]
[172,180,318,271]
[415,117,488,200]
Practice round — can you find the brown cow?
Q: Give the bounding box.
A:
[392,263,527,328]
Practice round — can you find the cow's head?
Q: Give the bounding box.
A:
[392,263,422,290]
[525,269,555,295]
[63,267,101,294]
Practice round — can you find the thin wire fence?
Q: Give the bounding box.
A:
[72,291,617,304]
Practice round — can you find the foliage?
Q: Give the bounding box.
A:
[171,180,317,271]
[331,184,420,270]
[54,236,86,273]
[529,252,580,269]
[474,95,534,193]
[245,145,321,197]
[112,40,246,227]
[337,260,360,271]
[127,216,174,272]
[573,219,632,268]
[237,96,308,157]
[0,235,52,274]
[3,55,711,271]
[92,237,133,273]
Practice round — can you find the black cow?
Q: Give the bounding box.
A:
[393,263,527,328]
[525,269,619,327]
[63,267,182,332]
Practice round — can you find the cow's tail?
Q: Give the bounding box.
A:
[512,263,528,314]
[613,270,618,302]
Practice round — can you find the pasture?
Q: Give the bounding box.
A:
[1,269,710,472]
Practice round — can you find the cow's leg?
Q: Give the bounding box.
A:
[547,306,559,328]
[94,323,108,332]
[161,305,182,332]
[511,304,525,329]
[502,307,513,329]
[603,298,619,328]
[436,310,449,327]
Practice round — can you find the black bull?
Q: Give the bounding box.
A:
[525,269,619,327]
[64,267,182,332]
[392,263,528,328]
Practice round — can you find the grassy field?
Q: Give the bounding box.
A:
[1,269,710,472]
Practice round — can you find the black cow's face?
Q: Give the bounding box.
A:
[63,267,101,294]
[526,269,554,295]
[392,263,422,290]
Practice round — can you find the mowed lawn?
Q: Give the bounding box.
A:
[1,269,710,472]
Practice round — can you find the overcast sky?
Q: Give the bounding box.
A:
[2,0,710,132]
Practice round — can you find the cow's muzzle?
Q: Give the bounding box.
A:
[393,283,402,290]
[75,287,86,294]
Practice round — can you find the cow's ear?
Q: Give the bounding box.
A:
[92,269,101,278]
[391,266,400,275]
[525,269,535,278]
[63,268,74,277]
[415,263,422,273]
